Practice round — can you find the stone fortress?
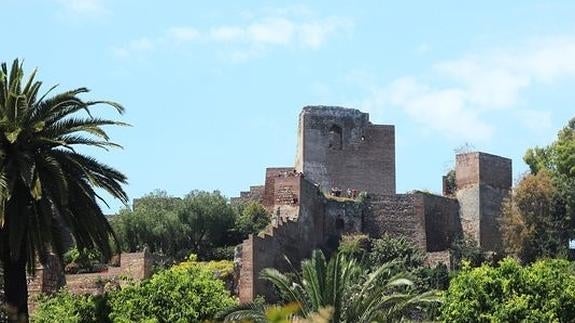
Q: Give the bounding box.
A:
[233,106,512,303]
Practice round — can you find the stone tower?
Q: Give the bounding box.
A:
[455,152,512,251]
[294,106,396,195]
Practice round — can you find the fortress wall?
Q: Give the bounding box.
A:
[480,185,509,252]
[323,199,365,252]
[420,193,460,252]
[263,167,295,208]
[230,185,264,205]
[364,194,427,250]
[238,177,327,303]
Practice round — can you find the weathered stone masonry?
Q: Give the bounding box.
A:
[235,105,512,303]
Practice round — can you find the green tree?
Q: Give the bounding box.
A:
[179,190,236,257]
[108,255,236,322]
[0,59,128,321]
[32,291,110,323]
[226,250,441,323]
[111,190,243,261]
[441,258,575,322]
[233,201,271,239]
[111,191,188,258]
[500,170,564,262]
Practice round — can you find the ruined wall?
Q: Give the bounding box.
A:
[230,185,264,205]
[28,251,152,313]
[421,193,460,252]
[323,198,365,252]
[364,192,460,253]
[238,177,327,303]
[295,106,395,195]
[364,194,427,250]
[262,168,296,208]
[456,152,512,251]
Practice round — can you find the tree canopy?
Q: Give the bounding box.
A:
[111,190,270,261]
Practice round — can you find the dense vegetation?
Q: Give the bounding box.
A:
[442,258,575,322]
[32,256,236,322]
[222,249,442,322]
[501,117,575,263]
[110,190,270,262]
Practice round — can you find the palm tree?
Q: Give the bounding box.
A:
[0,59,128,321]
[222,250,441,322]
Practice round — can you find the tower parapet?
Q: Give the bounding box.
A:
[295,106,395,195]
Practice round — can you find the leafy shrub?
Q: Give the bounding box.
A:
[63,247,104,273]
[32,290,110,323]
[441,258,575,322]
[413,263,450,291]
[337,234,370,260]
[366,234,425,270]
[450,237,486,269]
[108,255,236,322]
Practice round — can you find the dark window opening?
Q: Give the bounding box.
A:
[328,124,343,150]
[335,218,344,230]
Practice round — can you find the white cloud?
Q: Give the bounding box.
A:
[167,27,200,42]
[55,0,105,15]
[112,38,154,58]
[369,77,494,141]
[359,36,575,141]
[210,26,246,42]
[112,7,352,60]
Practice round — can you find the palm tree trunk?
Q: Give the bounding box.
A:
[1,234,29,323]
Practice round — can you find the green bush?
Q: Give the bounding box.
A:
[441,258,575,322]
[108,256,236,322]
[32,291,110,323]
[366,234,425,270]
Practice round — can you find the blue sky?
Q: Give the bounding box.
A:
[3,1,575,212]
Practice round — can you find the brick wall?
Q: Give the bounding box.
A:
[230,185,265,205]
[296,106,395,196]
[456,152,512,251]
[262,167,295,208]
[238,178,327,303]
[421,193,460,252]
[28,251,152,313]
[364,194,427,250]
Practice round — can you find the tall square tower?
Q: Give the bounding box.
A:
[456,152,512,251]
[295,106,396,195]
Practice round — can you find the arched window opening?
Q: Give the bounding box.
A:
[328,124,343,150]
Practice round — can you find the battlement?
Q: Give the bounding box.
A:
[300,105,370,120]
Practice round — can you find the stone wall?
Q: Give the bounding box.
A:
[323,198,365,251]
[262,167,296,208]
[421,193,460,252]
[28,251,152,312]
[364,194,427,250]
[295,106,395,196]
[230,185,264,205]
[456,152,511,251]
[238,177,327,303]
